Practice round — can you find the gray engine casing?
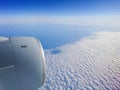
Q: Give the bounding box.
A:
[0,37,45,90]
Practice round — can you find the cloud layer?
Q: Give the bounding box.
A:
[0,15,120,26]
[40,31,120,90]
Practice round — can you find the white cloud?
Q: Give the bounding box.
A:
[40,31,120,90]
[0,15,120,26]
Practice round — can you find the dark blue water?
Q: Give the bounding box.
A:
[0,24,117,49]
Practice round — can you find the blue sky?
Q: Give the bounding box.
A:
[0,0,120,26]
[0,0,120,15]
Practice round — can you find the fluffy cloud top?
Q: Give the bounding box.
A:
[40,31,120,90]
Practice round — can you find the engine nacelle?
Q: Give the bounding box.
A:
[0,37,45,90]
